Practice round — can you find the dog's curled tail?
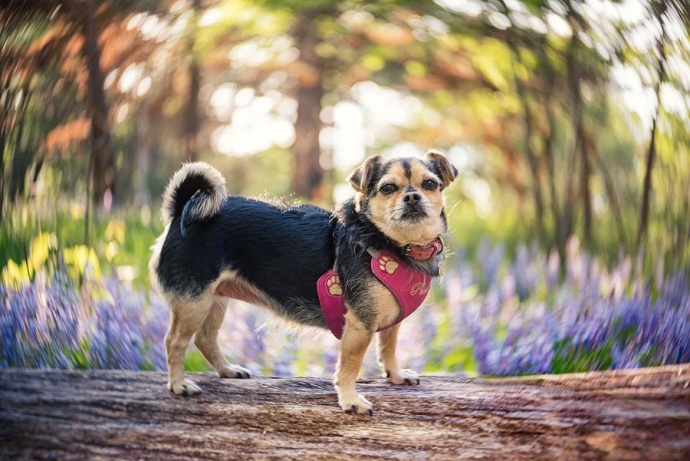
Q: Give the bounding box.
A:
[161,162,226,228]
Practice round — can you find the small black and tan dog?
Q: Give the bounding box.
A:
[149,151,457,414]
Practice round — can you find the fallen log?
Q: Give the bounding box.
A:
[1,365,689,460]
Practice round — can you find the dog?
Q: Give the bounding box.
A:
[149,151,457,414]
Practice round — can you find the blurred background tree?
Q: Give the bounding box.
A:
[1,0,689,279]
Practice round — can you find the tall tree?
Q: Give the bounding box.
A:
[290,7,332,200]
[633,0,690,274]
[0,3,54,217]
[0,0,161,211]
[182,0,202,162]
[83,6,114,209]
[636,0,667,256]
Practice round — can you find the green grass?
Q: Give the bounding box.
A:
[183,349,212,372]
[1,202,163,288]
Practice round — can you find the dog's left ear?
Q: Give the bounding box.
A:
[348,155,384,193]
[425,150,458,186]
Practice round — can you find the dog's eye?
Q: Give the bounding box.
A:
[422,179,439,191]
[379,183,398,195]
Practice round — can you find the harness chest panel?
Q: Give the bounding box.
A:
[317,250,431,339]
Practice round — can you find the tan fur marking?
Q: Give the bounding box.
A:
[368,278,401,330]
[194,297,251,379]
[377,323,400,373]
[377,323,420,385]
[193,298,229,372]
[215,278,270,306]
[165,293,215,395]
[334,310,375,414]
[333,278,405,413]
[367,158,447,246]
[212,270,276,307]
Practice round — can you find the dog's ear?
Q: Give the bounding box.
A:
[425,150,458,186]
[348,155,384,193]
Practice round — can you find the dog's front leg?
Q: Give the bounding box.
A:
[377,323,420,385]
[334,311,374,415]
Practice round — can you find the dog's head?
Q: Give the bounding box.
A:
[348,151,458,246]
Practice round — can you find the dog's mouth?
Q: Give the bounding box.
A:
[400,205,428,222]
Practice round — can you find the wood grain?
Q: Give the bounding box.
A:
[1,365,689,460]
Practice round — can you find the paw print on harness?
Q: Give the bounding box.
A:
[326,274,342,296]
[378,254,399,275]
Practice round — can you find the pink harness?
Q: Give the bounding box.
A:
[317,249,432,339]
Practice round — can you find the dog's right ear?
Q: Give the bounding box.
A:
[348,155,383,194]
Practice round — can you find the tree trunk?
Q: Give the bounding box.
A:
[182,0,201,163]
[509,47,547,244]
[0,122,5,220]
[542,64,567,272]
[564,6,591,251]
[291,12,325,201]
[136,101,151,208]
[83,7,114,209]
[590,138,627,249]
[1,365,689,459]
[637,116,658,254]
[0,25,12,220]
[8,86,33,201]
[580,132,592,244]
[636,2,667,259]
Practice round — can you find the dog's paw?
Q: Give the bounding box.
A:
[217,364,251,379]
[168,379,202,396]
[339,393,374,415]
[386,368,420,386]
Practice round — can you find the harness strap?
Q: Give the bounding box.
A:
[318,249,432,339]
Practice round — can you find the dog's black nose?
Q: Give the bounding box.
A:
[404,192,422,205]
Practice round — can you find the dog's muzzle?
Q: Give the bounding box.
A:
[401,192,427,220]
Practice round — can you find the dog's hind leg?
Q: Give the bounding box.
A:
[165,295,213,396]
[377,323,420,385]
[194,296,251,379]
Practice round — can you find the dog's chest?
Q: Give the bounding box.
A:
[317,250,431,339]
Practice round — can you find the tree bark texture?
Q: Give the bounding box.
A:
[1,365,689,460]
[509,47,546,245]
[291,12,325,201]
[182,0,202,163]
[84,8,114,209]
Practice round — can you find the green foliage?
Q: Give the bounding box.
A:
[0,201,161,289]
[2,0,689,281]
[445,200,533,262]
[552,339,614,374]
[183,349,212,372]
